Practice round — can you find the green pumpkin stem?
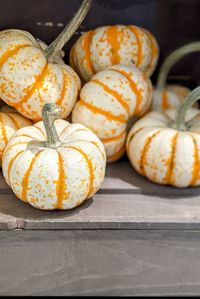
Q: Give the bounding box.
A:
[175,87,200,130]
[42,103,62,148]
[45,0,92,60]
[157,42,200,90]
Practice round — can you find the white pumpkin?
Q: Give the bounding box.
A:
[70,24,159,82]
[0,0,92,121]
[72,64,152,162]
[127,87,200,188]
[2,103,106,210]
[152,42,200,112]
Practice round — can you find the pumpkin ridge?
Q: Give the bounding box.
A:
[6,113,20,129]
[21,149,44,202]
[109,68,143,115]
[56,70,68,106]
[64,145,94,198]
[0,113,8,144]
[55,151,69,209]
[144,30,158,75]
[82,30,95,75]
[126,127,145,153]
[34,125,47,138]
[14,63,50,111]
[128,26,143,67]
[7,150,24,185]
[78,99,126,123]
[139,130,161,176]
[15,133,40,141]
[164,133,179,184]
[4,141,28,157]
[190,134,199,186]
[90,79,130,116]
[0,44,30,69]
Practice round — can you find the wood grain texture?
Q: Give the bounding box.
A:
[0,230,200,296]
[0,162,200,230]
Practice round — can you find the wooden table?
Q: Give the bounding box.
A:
[1,161,200,296]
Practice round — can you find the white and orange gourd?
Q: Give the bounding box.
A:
[152,42,200,111]
[0,0,92,121]
[127,87,200,188]
[70,24,159,82]
[0,105,32,164]
[2,103,106,210]
[72,64,152,162]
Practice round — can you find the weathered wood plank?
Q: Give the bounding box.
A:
[1,190,200,230]
[0,230,200,296]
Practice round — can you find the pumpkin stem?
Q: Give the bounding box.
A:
[45,0,92,60]
[42,103,62,148]
[175,87,200,130]
[157,42,200,90]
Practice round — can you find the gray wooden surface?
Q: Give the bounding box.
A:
[1,230,200,296]
[1,162,200,230]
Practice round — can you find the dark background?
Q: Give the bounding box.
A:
[0,0,199,86]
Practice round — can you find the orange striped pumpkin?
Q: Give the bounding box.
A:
[70,25,159,82]
[72,64,152,162]
[0,29,81,121]
[2,103,106,210]
[0,105,32,165]
[126,87,200,188]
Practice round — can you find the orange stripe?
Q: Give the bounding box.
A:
[55,151,69,209]
[56,70,68,106]
[6,113,20,129]
[128,26,143,67]
[7,150,24,184]
[101,131,126,143]
[190,135,199,186]
[82,30,95,74]
[91,79,130,116]
[15,133,39,140]
[107,144,125,163]
[144,30,158,75]
[21,150,43,202]
[110,68,143,115]
[164,133,178,184]
[0,44,30,68]
[140,131,161,176]
[89,141,105,159]
[162,90,170,110]
[0,113,8,144]
[66,146,94,197]
[78,99,126,123]
[14,63,50,110]
[106,26,122,65]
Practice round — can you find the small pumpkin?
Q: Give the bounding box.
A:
[70,24,159,82]
[2,103,106,210]
[127,87,200,188]
[0,105,32,164]
[152,42,200,111]
[72,64,152,162]
[0,0,92,121]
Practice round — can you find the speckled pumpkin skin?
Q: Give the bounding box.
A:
[2,120,106,210]
[0,29,81,121]
[0,106,32,164]
[70,25,159,82]
[152,84,192,111]
[72,64,152,162]
[126,108,200,188]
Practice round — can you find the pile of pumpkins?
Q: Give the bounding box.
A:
[0,0,200,211]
